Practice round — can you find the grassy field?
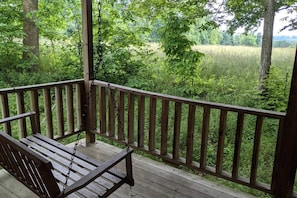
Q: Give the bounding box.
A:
[146,44,296,110]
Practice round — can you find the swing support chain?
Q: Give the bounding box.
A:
[62,1,131,195]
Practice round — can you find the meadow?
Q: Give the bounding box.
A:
[145,44,295,111]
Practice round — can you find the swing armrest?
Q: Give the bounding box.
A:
[62,147,134,197]
[0,112,35,124]
[0,112,38,133]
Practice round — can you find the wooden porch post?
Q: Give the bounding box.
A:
[272,48,297,197]
[82,0,96,143]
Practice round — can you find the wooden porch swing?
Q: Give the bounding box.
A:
[0,112,134,198]
[0,0,134,197]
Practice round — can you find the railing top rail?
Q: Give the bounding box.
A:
[0,79,84,94]
[93,80,286,119]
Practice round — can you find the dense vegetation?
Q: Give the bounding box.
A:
[1,1,295,112]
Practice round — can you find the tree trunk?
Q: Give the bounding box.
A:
[23,0,39,71]
[258,0,275,92]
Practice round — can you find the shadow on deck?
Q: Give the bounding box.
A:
[0,140,254,198]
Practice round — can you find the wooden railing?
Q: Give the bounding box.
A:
[0,79,84,140]
[0,79,292,196]
[92,80,286,195]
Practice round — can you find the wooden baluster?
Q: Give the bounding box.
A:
[161,100,169,156]
[16,91,26,138]
[76,83,83,130]
[30,90,40,132]
[108,89,115,137]
[200,106,210,169]
[186,104,196,165]
[99,86,106,134]
[55,86,64,137]
[250,115,263,185]
[173,102,181,160]
[0,93,11,135]
[271,117,285,192]
[148,97,156,152]
[216,110,227,174]
[137,95,145,148]
[128,93,135,144]
[66,85,74,134]
[118,91,125,140]
[43,88,53,138]
[232,112,244,179]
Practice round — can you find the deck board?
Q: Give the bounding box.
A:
[0,140,255,198]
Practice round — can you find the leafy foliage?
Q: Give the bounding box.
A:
[160,12,204,83]
[0,1,24,86]
[260,66,291,111]
[223,0,296,33]
[93,1,149,86]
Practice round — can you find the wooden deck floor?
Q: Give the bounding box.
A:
[0,140,255,198]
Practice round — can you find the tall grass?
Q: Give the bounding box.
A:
[147,44,295,110]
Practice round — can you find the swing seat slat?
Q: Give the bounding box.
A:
[0,112,134,198]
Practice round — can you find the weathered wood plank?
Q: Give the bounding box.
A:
[66,84,74,134]
[55,87,64,137]
[173,102,182,160]
[127,93,135,144]
[232,112,244,179]
[30,90,40,132]
[250,115,263,185]
[0,79,83,94]
[77,140,256,198]
[99,86,107,134]
[148,97,156,152]
[137,95,145,148]
[16,92,26,138]
[200,106,210,169]
[186,104,196,165]
[0,93,11,135]
[76,84,83,130]
[271,117,285,192]
[108,89,115,137]
[216,110,227,174]
[117,91,125,140]
[43,88,53,138]
[161,100,169,156]
[0,170,38,198]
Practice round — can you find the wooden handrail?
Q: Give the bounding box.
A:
[93,81,286,195]
[93,80,285,119]
[0,79,290,196]
[0,79,83,94]
[0,80,84,139]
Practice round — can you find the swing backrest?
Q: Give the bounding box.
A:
[0,132,60,198]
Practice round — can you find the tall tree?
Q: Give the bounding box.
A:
[259,0,275,92]
[221,0,297,92]
[23,0,39,71]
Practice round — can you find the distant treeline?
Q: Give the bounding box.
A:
[147,21,297,48]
